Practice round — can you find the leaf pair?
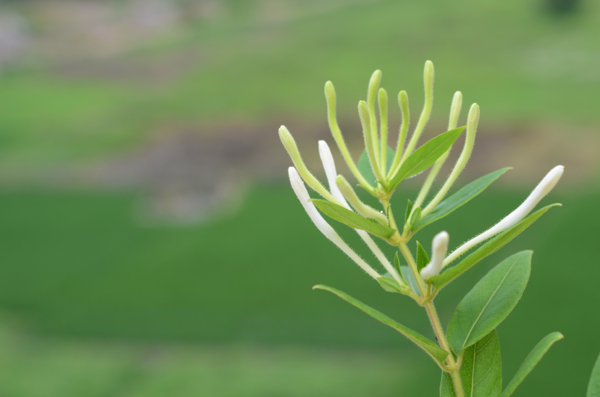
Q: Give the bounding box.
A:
[441,330,502,397]
[442,251,563,396]
[440,330,563,397]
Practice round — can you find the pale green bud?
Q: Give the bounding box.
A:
[279,125,337,203]
[358,101,385,184]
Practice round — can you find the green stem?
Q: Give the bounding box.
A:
[398,243,427,297]
[399,243,465,397]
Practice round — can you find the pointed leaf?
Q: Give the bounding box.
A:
[417,168,510,230]
[401,265,421,297]
[311,199,396,239]
[447,251,532,354]
[502,332,564,397]
[358,146,396,185]
[588,352,600,397]
[407,206,421,231]
[388,127,464,190]
[313,284,448,364]
[431,204,559,290]
[416,241,430,272]
[405,199,414,223]
[441,330,502,397]
[393,253,407,286]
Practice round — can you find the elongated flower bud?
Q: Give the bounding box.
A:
[318,140,348,206]
[367,70,382,165]
[336,175,388,225]
[410,91,464,213]
[443,165,564,267]
[421,231,449,280]
[487,165,564,233]
[422,103,479,217]
[288,167,380,279]
[378,88,389,174]
[400,61,434,162]
[358,101,386,184]
[279,125,337,203]
[388,90,410,178]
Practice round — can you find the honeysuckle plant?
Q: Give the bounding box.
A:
[279,61,600,396]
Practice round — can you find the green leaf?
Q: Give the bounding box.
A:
[393,252,402,274]
[441,330,502,397]
[400,265,421,297]
[407,206,421,231]
[416,241,430,272]
[377,275,405,294]
[588,351,600,397]
[447,251,532,354]
[431,204,559,290]
[502,332,564,397]
[313,284,448,364]
[358,146,396,185]
[311,199,396,239]
[388,127,464,190]
[405,199,414,223]
[417,168,510,230]
[392,252,408,286]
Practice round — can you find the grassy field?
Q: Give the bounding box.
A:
[0,180,598,395]
[1,0,600,166]
[0,319,429,397]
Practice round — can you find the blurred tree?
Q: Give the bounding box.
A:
[545,0,581,15]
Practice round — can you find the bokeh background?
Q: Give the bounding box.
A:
[0,0,599,396]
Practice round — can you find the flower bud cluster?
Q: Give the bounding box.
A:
[279,60,564,295]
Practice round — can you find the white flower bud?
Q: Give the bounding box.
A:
[288,167,380,279]
[489,165,564,233]
[420,231,449,280]
[318,140,348,207]
[442,165,564,267]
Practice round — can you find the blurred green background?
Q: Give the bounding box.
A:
[0,0,599,396]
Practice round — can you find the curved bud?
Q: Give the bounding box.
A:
[421,231,449,280]
[443,165,565,267]
[389,90,410,177]
[411,91,464,212]
[279,126,337,203]
[358,101,386,183]
[336,175,388,225]
[324,81,373,191]
[288,167,380,279]
[400,60,434,163]
[422,103,479,217]
[488,165,564,233]
[378,88,389,174]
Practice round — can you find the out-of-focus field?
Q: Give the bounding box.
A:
[1,0,600,166]
[0,185,599,395]
[0,0,599,396]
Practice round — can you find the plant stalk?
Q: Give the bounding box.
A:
[398,242,465,397]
